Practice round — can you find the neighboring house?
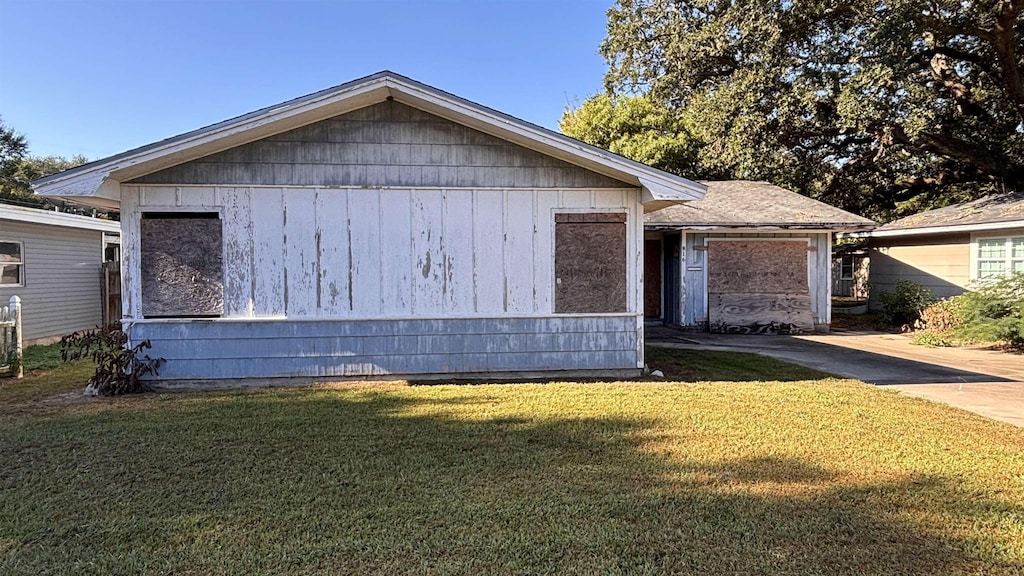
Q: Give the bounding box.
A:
[644,181,875,333]
[866,191,1024,308]
[33,71,705,383]
[0,204,120,344]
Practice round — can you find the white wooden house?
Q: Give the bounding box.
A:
[34,71,705,383]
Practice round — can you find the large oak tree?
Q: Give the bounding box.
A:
[566,0,1024,219]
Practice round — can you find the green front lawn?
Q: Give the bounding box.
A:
[1,349,1022,574]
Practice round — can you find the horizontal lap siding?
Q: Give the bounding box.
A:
[131,316,638,380]
[867,234,971,307]
[0,221,104,340]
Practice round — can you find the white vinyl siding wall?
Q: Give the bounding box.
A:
[0,220,105,341]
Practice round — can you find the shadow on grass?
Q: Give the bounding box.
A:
[1,389,1019,574]
[644,346,833,382]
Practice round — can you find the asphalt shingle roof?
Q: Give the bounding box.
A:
[644,180,875,230]
[876,191,1024,231]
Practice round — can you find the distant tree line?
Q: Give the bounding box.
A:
[0,117,107,216]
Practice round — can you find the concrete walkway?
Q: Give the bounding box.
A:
[646,325,1024,428]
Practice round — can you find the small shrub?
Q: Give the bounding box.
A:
[917,298,967,332]
[954,273,1024,348]
[877,279,936,327]
[911,329,957,347]
[912,297,969,347]
[61,324,164,396]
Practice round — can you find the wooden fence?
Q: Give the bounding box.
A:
[1,295,23,379]
[102,261,122,326]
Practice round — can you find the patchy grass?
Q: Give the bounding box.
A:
[1,352,1022,574]
[19,342,64,372]
[645,346,832,381]
[0,343,91,408]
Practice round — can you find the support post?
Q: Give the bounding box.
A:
[10,295,22,379]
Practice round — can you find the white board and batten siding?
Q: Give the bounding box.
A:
[0,220,107,342]
[122,185,644,380]
[677,232,833,330]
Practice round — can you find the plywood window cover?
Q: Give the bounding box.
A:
[140,213,224,318]
[555,212,628,223]
[554,212,628,314]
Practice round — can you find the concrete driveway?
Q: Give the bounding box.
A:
[646,325,1024,428]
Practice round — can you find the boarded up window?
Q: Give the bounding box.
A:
[554,213,627,313]
[141,213,224,317]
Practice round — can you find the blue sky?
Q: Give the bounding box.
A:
[0,0,612,159]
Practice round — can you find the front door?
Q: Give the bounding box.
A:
[644,239,662,318]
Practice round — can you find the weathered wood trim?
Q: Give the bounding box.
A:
[124,312,640,325]
[121,186,142,319]
[555,212,628,223]
[151,369,643,390]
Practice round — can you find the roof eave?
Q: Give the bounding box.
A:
[0,203,121,232]
[644,222,876,231]
[32,71,707,205]
[869,220,1024,238]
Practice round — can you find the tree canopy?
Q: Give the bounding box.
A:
[564,0,1024,219]
[0,117,88,210]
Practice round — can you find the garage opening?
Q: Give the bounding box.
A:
[707,240,814,334]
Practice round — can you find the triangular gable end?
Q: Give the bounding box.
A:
[33,71,706,208]
[128,100,633,189]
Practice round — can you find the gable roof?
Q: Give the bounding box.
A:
[0,203,120,233]
[871,191,1024,237]
[33,71,705,210]
[644,180,875,231]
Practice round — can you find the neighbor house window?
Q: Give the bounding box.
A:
[839,255,856,280]
[976,236,1024,279]
[0,241,23,286]
[140,213,224,317]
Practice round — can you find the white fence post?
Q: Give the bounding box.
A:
[10,295,23,379]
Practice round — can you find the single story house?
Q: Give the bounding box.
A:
[0,203,120,344]
[866,191,1024,308]
[33,71,707,383]
[644,181,875,333]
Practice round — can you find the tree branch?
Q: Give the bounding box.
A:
[991,0,1024,120]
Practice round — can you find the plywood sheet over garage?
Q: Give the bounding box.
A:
[707,240,813,333]
[708,241,808,294]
